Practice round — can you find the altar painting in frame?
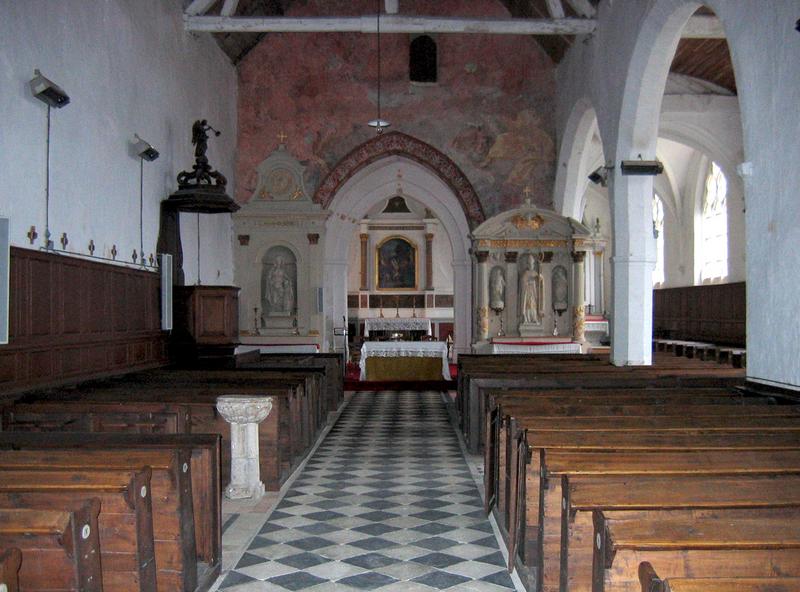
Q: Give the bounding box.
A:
[375,236,418,290]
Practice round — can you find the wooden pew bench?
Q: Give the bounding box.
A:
[0,431,221,585]
[593,508,800,592]
[638,562,800,592]
[717,347,747,368]
[505,429,800,591]
[485,399,796,528]
[0,449,196,592]
[0,504,102,592]
[0,547,21,592]
[463,365,746,453]
[562,473,800,592]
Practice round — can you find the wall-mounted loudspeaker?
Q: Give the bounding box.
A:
[317,287,324,313]
[0,218,8,344]
[159,253,173,331]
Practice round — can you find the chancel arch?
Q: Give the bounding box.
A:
[322,152,473,358]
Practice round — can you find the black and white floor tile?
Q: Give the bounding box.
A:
[216,391,520,591]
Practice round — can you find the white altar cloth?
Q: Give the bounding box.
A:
[359,341,451,380]
[477,341,582,354]
[363,318,432,337]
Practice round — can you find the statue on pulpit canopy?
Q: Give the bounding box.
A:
[520,253,544,324]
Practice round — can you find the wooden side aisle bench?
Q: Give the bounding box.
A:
[0,448,197,592]
[0,431,222,585]
[0,547,21,592]
[638,562,800,592]
[592,508,800,592]
[561,473,800,592]
[0,468,155,592]
[0,502,102,592]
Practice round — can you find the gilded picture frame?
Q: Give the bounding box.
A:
[375,235,418,291]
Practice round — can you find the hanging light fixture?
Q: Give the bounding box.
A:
[367,0,390,134]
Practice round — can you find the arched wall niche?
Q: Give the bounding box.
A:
[322,151,473,358]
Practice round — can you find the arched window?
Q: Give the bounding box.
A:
[409,35,437,83]
[700,162,728,282]
[652,194,665,286]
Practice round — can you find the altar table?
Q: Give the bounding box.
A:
[359,341,451,381]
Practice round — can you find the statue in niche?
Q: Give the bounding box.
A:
[266,255,295,316]
[519,253,544,324]
[552,265,569,315]
[489,266,506,311]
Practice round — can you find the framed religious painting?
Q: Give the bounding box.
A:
[375,236,418,290]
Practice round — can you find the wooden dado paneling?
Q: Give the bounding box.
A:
[0,247,167,393]
[653,282,745,346]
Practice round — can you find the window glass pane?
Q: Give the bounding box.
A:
[700,162,728,281]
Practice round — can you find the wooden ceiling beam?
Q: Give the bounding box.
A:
[185,15,598,34]
[564,0,595,18]
[544,0,566,20]
[185,0,218,16]
[186,14,723,38]
[220,0,241,17]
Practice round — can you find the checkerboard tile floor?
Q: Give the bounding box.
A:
[216,390,519,591]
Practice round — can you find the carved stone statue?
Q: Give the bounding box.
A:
[266,256,294,315]
[489,267,506,311]
[519,253,544,324]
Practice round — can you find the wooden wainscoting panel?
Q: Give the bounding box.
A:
[0,248,168,395]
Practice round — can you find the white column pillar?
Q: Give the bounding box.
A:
[216,395,273,500]
[452,259,473,360]
[609,174,656,366]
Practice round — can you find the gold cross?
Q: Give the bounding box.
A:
[277,131,288,144]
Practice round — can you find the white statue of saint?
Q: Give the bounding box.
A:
[489,268,506,310]
[519,253,544,324]
[266,256,294,315]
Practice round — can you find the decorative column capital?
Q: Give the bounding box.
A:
[307,233,320,245]
[425,233,435,241]
[475,251,490,263]
[359,233,369,242]
[504,251,518,263]
[571,251,586,264]
[216,395,273,424]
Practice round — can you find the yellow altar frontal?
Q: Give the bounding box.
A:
[359,341,451,381]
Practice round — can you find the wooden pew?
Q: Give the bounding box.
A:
[485,400,798,528]
[638,562,800,592]
[4,382,304,491]
[592,508,800,592]
[0,431,221,584]
[507,430,800,590]
[0,500,103,591]
[460,357,746,452]
[0,468,155,591]
[0,548,21,592]
[239,353,344,414]
[0,448,196,592]
[562,473,800,592]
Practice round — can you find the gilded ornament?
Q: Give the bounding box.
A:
[511,213,545,231]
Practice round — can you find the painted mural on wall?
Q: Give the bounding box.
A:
[236,0,556,217]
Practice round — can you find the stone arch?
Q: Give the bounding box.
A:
[554,98,605,221]
[321,152,473,359]
[314,131,485,229]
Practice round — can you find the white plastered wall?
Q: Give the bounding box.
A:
[0,0,237,285]
[556,0,800,387]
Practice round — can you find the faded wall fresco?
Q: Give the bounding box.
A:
[236,0,556,216]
